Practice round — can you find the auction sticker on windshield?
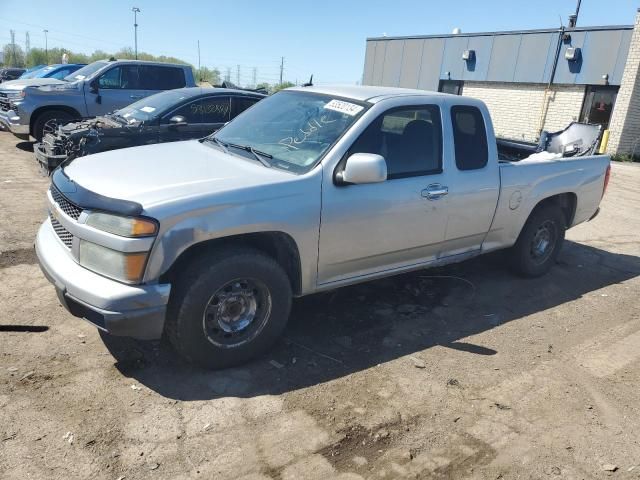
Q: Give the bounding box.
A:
[324,99,364,116]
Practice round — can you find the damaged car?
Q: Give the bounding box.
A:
[35,87,265,172]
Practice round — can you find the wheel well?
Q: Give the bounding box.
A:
[30,106,81,135]
[160,232,303,295]
[531,193,577,227]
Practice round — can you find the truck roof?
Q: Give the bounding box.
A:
[288,85,450,103]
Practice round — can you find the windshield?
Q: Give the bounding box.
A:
[64,61,107,82]
[19,65,46,79]
[115,89,194,123]
[213,90,368,173]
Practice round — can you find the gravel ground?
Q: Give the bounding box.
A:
[0,131,639,480]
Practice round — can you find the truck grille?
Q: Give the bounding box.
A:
[0,91,12,112]
[50,185,82,220]
[50,213,73,248]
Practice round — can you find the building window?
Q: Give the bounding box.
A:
[438,80,464,95]
[580,86,618,129]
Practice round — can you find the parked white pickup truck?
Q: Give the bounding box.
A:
[35,85,611,368]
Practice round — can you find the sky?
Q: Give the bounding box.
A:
[1,0,638,86]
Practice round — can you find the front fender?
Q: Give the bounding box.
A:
[143,179,322,295]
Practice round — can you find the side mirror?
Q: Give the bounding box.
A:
[169,115,187,127]
[89,79,99,94]
[336,153,387,185]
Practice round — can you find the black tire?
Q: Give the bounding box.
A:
[509,205,566,277]
[165,247,292,369]
[32,110,74,142]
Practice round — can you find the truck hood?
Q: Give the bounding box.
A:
[62,140,297,208]
[0,78,66,90]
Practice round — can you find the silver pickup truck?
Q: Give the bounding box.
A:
[35,85,611,368]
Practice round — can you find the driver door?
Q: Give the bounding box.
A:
[86,65,148,116]
[317,104,450,285]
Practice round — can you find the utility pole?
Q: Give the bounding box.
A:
[197,40,201,81]
[225,67,231,83]
[25,32,30,55]
[10,30,16,66]
[236,64,240,86]
[132,7,141,59]
[43,29,48,64]
[279,56,284,84]
[252,67,257,87]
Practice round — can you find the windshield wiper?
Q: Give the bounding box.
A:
[227,142,273,168]
[206,136,229,153]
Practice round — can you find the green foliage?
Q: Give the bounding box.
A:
[271,81,295,93]
[611,153,639,163]
[2,43,25,67]
[3,43,194,71]
[197,66,221,85]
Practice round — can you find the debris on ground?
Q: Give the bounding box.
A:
[602,464,618,472]
[447,378,461,387]
[62,431,74,445]
[409,356,426,369]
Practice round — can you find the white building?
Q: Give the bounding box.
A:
[363,8,640,158]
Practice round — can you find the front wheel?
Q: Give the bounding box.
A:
[509,205,566,277]
[32,110,73,142]
[165,247,292,369]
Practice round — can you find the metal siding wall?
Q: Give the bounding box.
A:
[576,30,625,84]
[514,33,556,83]
[381,40,404,86]
[486,35,521,81]
[440,36,469,80]
[417,38,445,91]
[362,41,377,85]
[398,39,424,88]
[363,28,632,88]
[612,30,633,84]
[371,41,386,86]
[462,36,493,81]
[553,31,587,84]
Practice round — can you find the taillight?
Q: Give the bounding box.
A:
[603,164,611,197]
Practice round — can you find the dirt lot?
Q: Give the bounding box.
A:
[0,131,639,480]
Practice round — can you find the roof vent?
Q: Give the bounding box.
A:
[452,27,462,35]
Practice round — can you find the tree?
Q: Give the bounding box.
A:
[272,81,295,93]
[2,43,25,67]
[197,66,221,85]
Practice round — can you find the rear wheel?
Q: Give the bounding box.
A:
[510,205,566,277]
[165,247,292,369]
[32,110,73,142]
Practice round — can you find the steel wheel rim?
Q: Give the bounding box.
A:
[530,220,557,264]
[202,278,272,349]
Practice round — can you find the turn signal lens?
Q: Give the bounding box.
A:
[86,212,158,237]
[79,240,148,284]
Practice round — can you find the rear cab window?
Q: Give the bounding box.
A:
[139,65,186,90]
[451,105,488,170]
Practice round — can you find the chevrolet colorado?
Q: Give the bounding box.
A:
[35,85,611,368]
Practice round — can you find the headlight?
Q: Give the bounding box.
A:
[85,212,158,237]
[79,240,149,284]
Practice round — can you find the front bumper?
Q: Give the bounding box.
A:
[34,141,67,173]
[0,108,29,135]
[35,220,171,340]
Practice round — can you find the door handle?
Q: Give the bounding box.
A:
[421,184,449,200]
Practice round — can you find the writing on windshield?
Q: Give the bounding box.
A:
[278,115,337,151]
